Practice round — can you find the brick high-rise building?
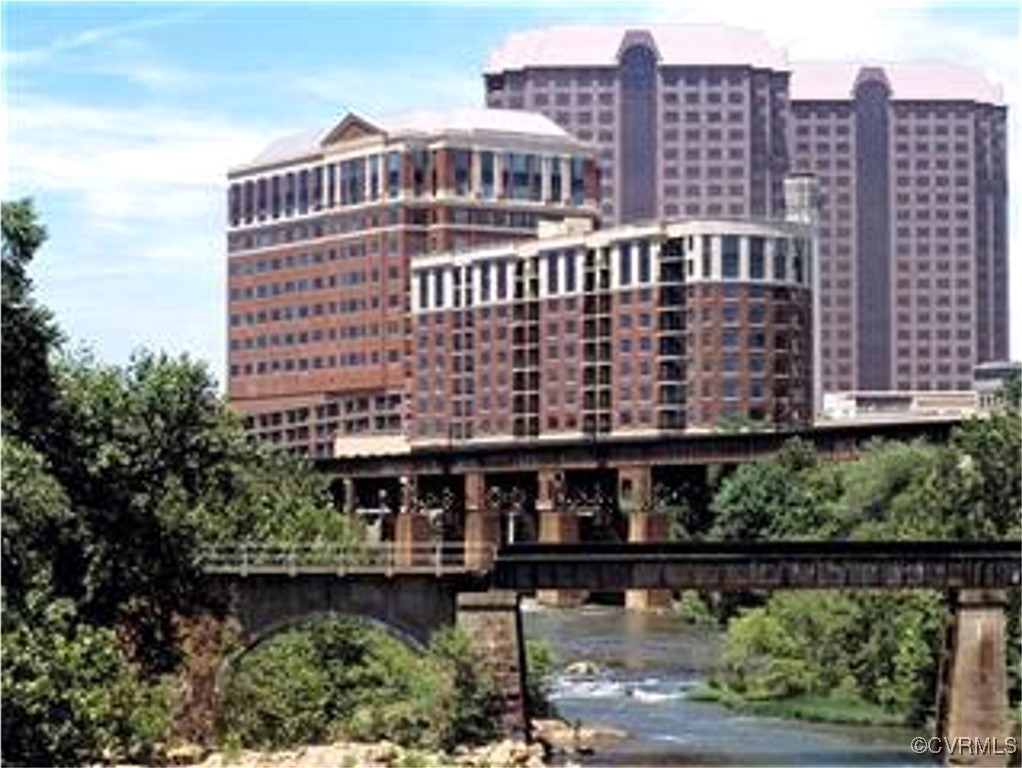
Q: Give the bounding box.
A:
[484,24,1009,394]
[409,212,815,445]
[226,109,599,456]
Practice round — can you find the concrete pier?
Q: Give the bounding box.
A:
[937,589,1011,767]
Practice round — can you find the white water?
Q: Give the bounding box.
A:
[523,603,932,766]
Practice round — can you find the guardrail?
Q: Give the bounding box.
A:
[199,542,497,576]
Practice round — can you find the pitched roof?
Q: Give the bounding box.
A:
[790,61,1003,104]
[486,23,788,72]
[240,108,574,171]
[373,107,570,138]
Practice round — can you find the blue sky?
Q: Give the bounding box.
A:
[3,1,1019,386]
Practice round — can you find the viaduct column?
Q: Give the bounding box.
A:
[937,589,1011,766]
[394,475,432,567]
[537,469,586,607]
[619,465,672,611]
[463,471,499,570]
[457,591,528,739]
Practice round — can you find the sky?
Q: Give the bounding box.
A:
[3,0,1020,387]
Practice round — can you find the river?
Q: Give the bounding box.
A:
[522,602,933,766]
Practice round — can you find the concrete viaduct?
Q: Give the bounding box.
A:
[205,539,1021,763]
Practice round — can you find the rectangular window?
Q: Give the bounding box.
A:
[547,252,559,293]
[570,156,586,204]
[638,241,651,283]
[774,239,788,281]
[793,239,805,283]
[619,245,632,286]
[325,167,335,208]
[387,152,401,198]
[453,149,471,196]
[496,261,508,299]
[369,155,380,200]
[298,169,309,214]
[480,262,491,301]
[481,151,495,198]
[418,275,428,310]
[550,157,562,202]
[749,237,765,279]
[565,250,577,292]
[433,271,444,309]
[722,235,740,279]
[702,235,712,278]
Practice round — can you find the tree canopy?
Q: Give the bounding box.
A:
[1,199,362,764]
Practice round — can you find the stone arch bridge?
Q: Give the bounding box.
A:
[203,540,1020,760]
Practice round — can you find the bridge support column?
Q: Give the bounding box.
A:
[457,591,528,739]
[537,469,586,607]
[619,466,672,611]
[341,476,356,515]
[937,589,1010,766]
[394,513,432,567]
[464,472,498,570]
[395,477,432,568]
[625,512,672,611]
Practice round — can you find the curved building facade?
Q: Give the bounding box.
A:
[409,215,814,445]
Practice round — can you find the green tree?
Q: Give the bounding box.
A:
[999,370,1021,412]
[1,200,367,765]
[935,411,1022,539]
[834,440,945,539]
[1,199,60,443]
[221,620,499,752]
[1,597,171,766]
[711,438,833,540]
[1,437,74,614]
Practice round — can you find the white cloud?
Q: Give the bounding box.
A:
[2,97,280,378]
[6,98,275,235]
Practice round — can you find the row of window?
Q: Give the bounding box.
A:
[231,323,402,350]
[227,294,391,319]
[230,151,589,227]
[230,349,402,378]
[230,152,401,226]
[228,209,401,252]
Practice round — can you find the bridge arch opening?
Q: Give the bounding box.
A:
[215,611,430,711]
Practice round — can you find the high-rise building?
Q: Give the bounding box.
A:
[226,109,600,456]
[408,211,815,445]
[485,25,791,225]
[789,62,1008,392]
[484,24,1009,393]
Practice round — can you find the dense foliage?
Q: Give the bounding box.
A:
[709,408,1021,724]
[1,200,360,765]
[220,619,501,752]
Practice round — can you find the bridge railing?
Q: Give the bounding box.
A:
[199,541,497,576]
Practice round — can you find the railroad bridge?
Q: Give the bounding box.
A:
[204,539,1021,762]
[315,417,968,613]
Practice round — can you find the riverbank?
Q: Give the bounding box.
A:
[160,718,625,768]
[172,737,544,768]
[689,684,907,727]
